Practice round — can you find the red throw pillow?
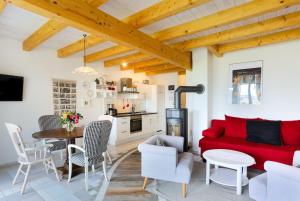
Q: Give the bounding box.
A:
[202,127,224,138]
[225,115,259,139]
[281,120,300,146]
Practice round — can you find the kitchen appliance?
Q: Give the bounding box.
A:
[107,104,117,116]
[166,85,205,151]
[130,115,142,133]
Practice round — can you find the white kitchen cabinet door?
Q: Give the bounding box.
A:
[142,115,150,134]
[116,117,130,140]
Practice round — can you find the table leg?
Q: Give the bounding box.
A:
[242,167,247,176]
[206,161,211,185]
[236,167,242,195]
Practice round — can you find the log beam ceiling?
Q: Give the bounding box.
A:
[85,0,300,63]
[0,0,6,13]
[8,0,192,70]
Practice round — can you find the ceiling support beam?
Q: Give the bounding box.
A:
[0,0,7,13]
[121,58,166,71]
[86,0,300,62]
[217,28,300,54]
[104,53,151,67]
[134,64,176,73]
[173,11,300,51]
[21,0,108,51]
[146,67,184,76]
[9,0,192,70]
[57,0,210,58]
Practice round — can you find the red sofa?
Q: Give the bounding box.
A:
[199,116,300,170]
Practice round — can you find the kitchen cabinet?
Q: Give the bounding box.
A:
[109,117,130,145]
[142,114,158,134]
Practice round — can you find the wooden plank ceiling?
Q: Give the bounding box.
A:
[2,0,300,75]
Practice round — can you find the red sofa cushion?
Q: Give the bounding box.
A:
[225,115,256,139]
[281,120,300,146]
[202,127,225,138]
[211,119,226,129]
[199,137,298,170]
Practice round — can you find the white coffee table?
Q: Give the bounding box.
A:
[203,149,255,195]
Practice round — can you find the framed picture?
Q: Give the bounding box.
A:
[229,60,263,105]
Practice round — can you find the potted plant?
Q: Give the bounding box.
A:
[60,112,83,132]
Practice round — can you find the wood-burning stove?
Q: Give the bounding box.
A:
[166,84,205,151]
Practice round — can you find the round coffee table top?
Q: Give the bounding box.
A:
[203,149,255,167]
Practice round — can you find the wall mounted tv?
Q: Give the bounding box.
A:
[0,74,24,101]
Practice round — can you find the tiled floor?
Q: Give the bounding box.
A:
[0,139,145,201]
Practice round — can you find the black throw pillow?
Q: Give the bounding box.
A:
[246,120,282,146]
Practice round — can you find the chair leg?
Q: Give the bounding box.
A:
[102,161,108,182]
[182,183,187,198]
[143,177,148,189]
[85,163,89,191]
[50,158,60,181]
[12,164,23,185]
[92,165,95,173]
[21,164,31,194]
[68,159,72,183]
[106,150,112,164]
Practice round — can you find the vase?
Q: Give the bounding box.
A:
[66,123,75,132]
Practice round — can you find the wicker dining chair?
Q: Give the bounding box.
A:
[38,115,66,160]
[68,120,112,191]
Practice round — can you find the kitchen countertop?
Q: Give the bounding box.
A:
[112,112,157,118]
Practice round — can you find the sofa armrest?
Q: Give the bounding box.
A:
[138,143,177,156]
[265,161,300,182]
[293,151,300,167]
[158,135,184,152]
[202,127,224,138]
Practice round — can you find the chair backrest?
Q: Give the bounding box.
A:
[38,115,61,131]
[83,121,112,164]
[98,115,113,123]
[5,123,28,161]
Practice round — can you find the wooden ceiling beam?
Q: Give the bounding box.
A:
[21,0,108,51]
[85,46,133,63]
[121,58,166,71]
[104,53,151,68]
[217,28,300,54]
[57,0,210,58]
[9,0,192,70]
[134,64,176,73]
[173,11,300,51]
[146,67,184,76]
[0,0,7,13]
[87,0,300,62]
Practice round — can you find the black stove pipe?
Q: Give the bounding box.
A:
[174,84,205,108]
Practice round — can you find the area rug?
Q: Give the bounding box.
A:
[100,150,259,201]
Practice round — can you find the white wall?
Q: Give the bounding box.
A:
[211,40,300,121]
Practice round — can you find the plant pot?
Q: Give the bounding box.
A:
[66,123,75,132]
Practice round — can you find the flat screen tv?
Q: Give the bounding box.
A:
[0,74,24,101]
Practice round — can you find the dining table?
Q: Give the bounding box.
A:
[32,127,84,177]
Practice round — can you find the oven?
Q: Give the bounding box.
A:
[130,115,142,133]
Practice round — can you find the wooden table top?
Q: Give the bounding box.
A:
[32,127,84,139]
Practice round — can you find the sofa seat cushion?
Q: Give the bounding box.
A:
[199,137,298,170]
[249,173,267,201]
[175,152,193,184]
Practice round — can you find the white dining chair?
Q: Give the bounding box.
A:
[67,120,112,191]
[5,123,60,194]
[97,115,114,164]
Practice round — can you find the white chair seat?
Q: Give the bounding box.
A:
[71,152,85,166]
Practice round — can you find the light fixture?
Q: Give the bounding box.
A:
[73,34,98,75]
[121,62,128,67]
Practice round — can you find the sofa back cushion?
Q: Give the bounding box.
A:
[246,120,282,146]
[281,120,300,146]
[211,119,226,129]
[224,115,250,139]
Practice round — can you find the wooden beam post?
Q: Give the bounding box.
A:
[0,0,7,13]
[9,0,192,70]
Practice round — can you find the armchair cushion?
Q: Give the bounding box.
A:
[202,127,224,138]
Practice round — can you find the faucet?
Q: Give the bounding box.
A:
[131,104,136,113]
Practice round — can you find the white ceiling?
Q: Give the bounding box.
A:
[0,0,300,58]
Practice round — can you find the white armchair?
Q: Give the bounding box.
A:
[138,135,193,198]
[249,151,300,201]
